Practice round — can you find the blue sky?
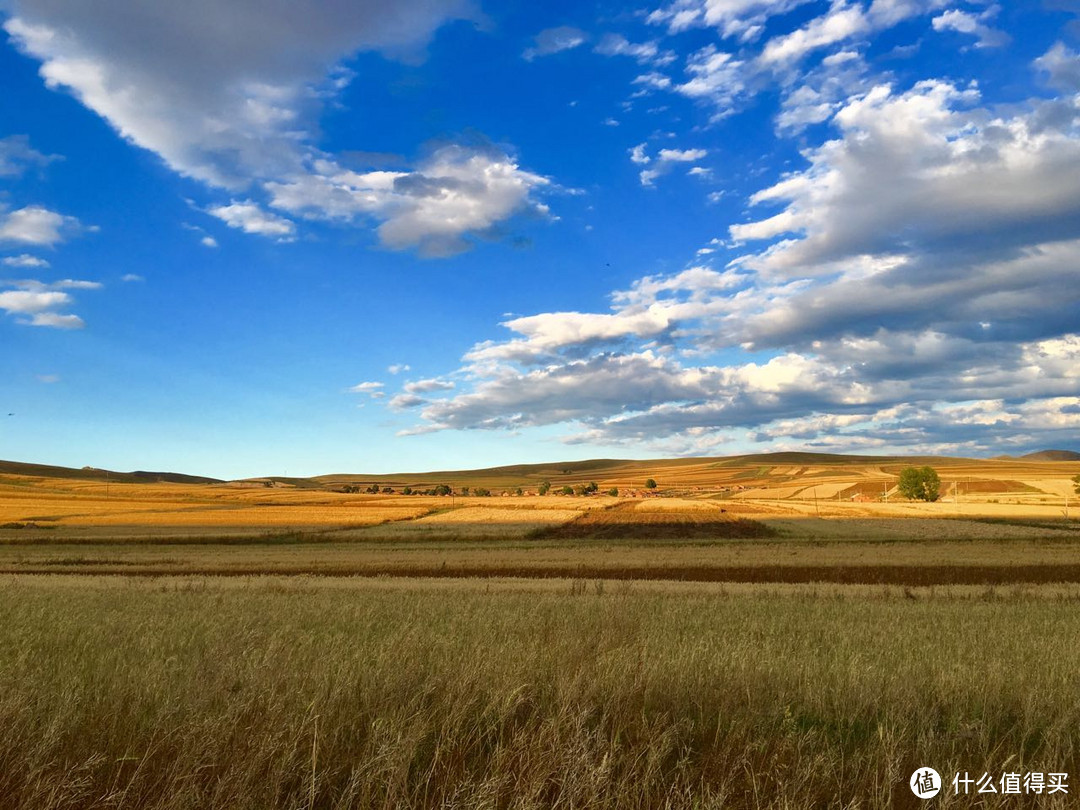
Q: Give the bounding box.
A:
[1,0,1079,478]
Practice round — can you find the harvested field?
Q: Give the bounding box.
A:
[536,501,776,540]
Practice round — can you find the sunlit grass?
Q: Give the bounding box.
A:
[0,577,1077,808]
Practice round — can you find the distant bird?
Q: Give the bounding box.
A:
[6,413,12,417]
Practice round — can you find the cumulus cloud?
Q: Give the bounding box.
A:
[384,56,1080,454]
[3,1,475,187]
[265,144,550,256]
[523,26,588,61]
[0,278,101,329]
[0,205,87,246]
[732,79,1080,278]
[4,1,550,255]
[1036,41,1080,92]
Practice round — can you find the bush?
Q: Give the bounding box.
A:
[538,481,551,496]
[645,478,657,490]
[607,488,619,497]
[897,466,941,502]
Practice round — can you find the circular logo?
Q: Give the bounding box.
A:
[910,767,942,799]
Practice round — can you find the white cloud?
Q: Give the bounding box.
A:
[388,363,411,375]
[403,377,454,393]
[121,273,144,282]
[0,134,59,177]
[523,26,588,61]
[0,278,100,329]
[631,144,709,186]
[386,69,1080,452]
[27,312,84,329]
[4,1,475,188]
[594,34,674,66]
[732,80,1080,278]
[1,254,50,268]
[349,381,385,399]
[931,8,1009,49]
[1036,41,1080,92]
[207,201,296,241]
[267,144,550,256]
[200,235,219,248]
[2,2,550,255]
[0,205,87,246]
[647,0,816,41]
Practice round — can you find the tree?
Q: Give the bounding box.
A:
[897,466,941,502]
[1073,474,1080,495]
[538,480,551,495]
[402,486,413,495]
[607,487,619,497]
[645,478,657,490]
[586,481,599,493]
[459,486,470,496]
[560,485,574,496]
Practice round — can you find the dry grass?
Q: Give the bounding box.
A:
[0,575,1077,809]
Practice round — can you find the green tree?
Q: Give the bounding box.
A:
[459,486,470,496]
[586,481,599,493]
[1073,474,1080,495]
[560,485,574,496]
[897,466,941,502]
[402,486,412,495]
[645,478,657,490]
[607,487,619,497]
[538,481,551,495]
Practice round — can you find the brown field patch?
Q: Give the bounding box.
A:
[536,501,775,540]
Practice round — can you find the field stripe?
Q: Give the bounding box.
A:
[7,563,1080,584]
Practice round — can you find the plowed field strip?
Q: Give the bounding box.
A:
[7,563,1080,584]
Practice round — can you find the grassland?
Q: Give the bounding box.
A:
[1,453,1079,807]
[2,576,1079,809]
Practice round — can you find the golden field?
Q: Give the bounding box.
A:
[2,452,1077,538]
[1,453,1079,808]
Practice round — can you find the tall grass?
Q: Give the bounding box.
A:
[0,578,1076,808]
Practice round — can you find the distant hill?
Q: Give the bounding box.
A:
[3,448,1077,492]
[0,459,221,485]
[1019,450,1080,462]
